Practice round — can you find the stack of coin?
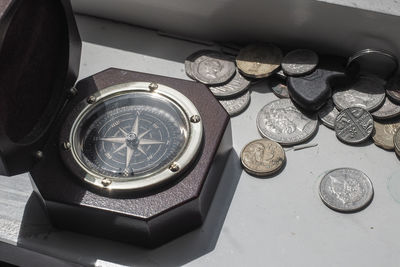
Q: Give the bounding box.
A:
[185,49,252,116]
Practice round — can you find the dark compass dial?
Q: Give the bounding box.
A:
[61,82,203,191]
[74,92,188,179]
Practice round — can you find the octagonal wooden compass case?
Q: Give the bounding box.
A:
[0,0,232,247]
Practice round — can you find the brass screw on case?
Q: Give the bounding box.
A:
[169,162,180,172]
[101,178,112,187]
[190,115,201,123]
[149,82,158,91]
[63,142,72,151]
[87,95,96,104]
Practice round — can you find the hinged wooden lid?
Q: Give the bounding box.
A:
[0,0,81,176]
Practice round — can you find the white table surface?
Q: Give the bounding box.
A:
[1,14,400,267]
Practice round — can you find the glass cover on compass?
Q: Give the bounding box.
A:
[72,92,189,180]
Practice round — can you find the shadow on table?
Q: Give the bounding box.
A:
[17,150,242,266]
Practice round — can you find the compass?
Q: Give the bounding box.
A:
[60,82,203,191]
[0,0,231,247]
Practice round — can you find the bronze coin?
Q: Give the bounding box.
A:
[240,139,286,176]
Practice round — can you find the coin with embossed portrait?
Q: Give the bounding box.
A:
[236,44,283,78]
[319,168,374,212]
[241,139,286,176]
[332,75,385,112]
[185,50,210,80]
[191,50,236,85]
[256,99,318,145]
[219,91,251,116]
[334,107,373,144]
[208,70,251,99]
[372,120,400,150]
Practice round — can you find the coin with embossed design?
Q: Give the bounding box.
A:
[334,107,373,144]
[371,97,400,120]
[236,44,283,78]
[319,168,374,212]
[281,49,319,76]
[318,99,339,129]
[372,120,400,150]
[332,75,385,112]
[219,91,250,116]
[185,50,210,80]
[241,139,286,176]
[256,99,318,145]
[208,70,251,98]
[191,50,236,85]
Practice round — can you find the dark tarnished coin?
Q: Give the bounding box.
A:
[281,49,319,76]
[219,91,250,116]
[208,70,251,98]
[241,139,286,176]
[371,97,400,120]
[372,120,400,150]
[386,76,400,104]
[332,75,386,112]
[191,50,236,85]
[256,99,318,145]
[236,43,283,78]
[270,78,289,98]
[318,100,339,129]
[319,168,374,212]
[334,107,373,144]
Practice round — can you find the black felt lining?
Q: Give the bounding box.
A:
[0,0,68,143]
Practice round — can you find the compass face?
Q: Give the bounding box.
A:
[61,82,203,191]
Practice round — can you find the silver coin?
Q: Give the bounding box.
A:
[208,70,251,98]
[318,100,339,129]
[219,91,250,116]
[332,75,386,112]
[270,78,290,98]
[371,97,400,120]
[319,168,374,212]
[281,49,319,76]
[191,51,236,85]
[334,107,373,144]
[185,50,210,80]
[256,99,318,145]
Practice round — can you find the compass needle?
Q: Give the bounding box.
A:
[140,139,165,145]
[125,147,134,169]
[132,113,140,134]
[99,137,126,143]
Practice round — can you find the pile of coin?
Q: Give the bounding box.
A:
[184,44,400,213]
[185,50,252,116]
